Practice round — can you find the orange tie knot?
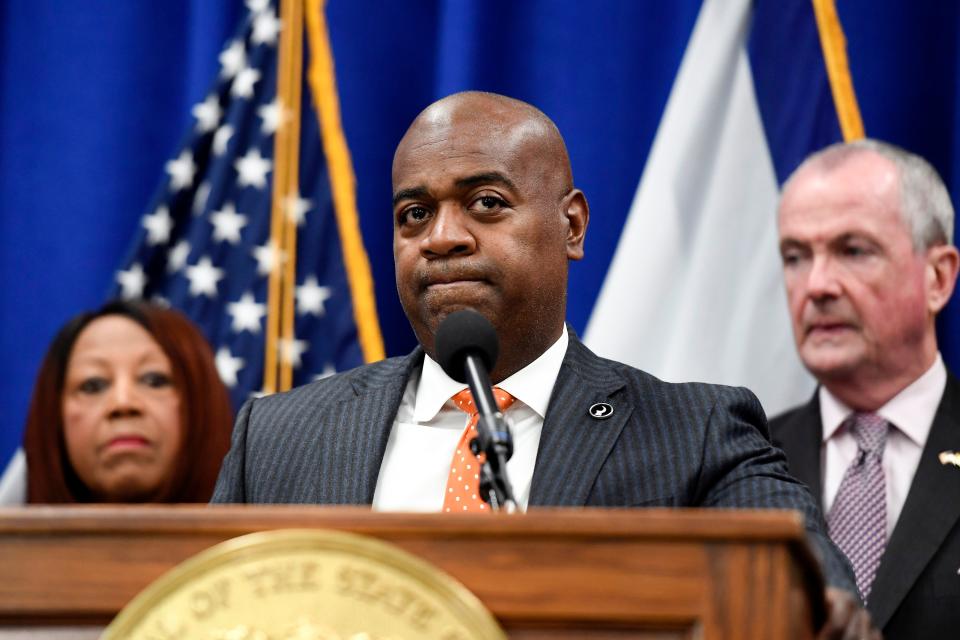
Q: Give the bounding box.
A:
[450,387,516,416]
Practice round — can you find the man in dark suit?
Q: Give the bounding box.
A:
[772,139,960,639]
[214,91,876,637]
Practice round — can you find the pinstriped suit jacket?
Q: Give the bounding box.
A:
[772,377,960,638]
[212,335,856,592]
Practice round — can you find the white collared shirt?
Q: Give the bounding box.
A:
[372,327,569,512]
[820,354,946,536]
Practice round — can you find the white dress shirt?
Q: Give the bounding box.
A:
[372,327,568,512]
[820,354,946,536]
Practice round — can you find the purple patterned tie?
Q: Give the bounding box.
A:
[827,412,889,602]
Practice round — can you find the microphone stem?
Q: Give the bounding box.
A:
[464,356,517,510]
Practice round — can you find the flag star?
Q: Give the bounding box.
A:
[219,40,246,79]
[150,294,171,308]
[252,242,285,276]
[258,98,286,135]
[212,124,235,156]
[231,66,261,99]
[116,263,147,299]
[167,240,191,273]
[235,149,272,188]
[185,256,225,298]
[227,292,266,333]
[165,150,196,191]
[313,363,337,381]
[142,206,173,246]
[193,181,211,215]
[280,338,309,369]
[296,276,332,316]
[191,94,222,133]
[215,346,245,388]
[251,11,282,46]
[285,194,312,225]
[246,0,270,13]
[210,203,249,244]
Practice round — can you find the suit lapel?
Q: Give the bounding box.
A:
[776,393,823,502]
[869,374,960,628]
[529,335,631,506]
[313,350,423,504]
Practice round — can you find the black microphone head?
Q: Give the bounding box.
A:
[435,309,499,383]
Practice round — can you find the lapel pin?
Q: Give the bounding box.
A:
[938,451,960,468]
[588,402,614,420]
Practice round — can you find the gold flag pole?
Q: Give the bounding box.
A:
[264,0,305,393]
[278,0,305,391]
[811,0,865,141]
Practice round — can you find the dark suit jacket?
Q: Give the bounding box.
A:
[771,375,960,638]
[213,335,856,592]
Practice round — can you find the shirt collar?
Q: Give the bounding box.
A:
[819,353,946,446]
[413,326,569,423]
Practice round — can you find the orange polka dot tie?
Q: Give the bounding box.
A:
[443,387,516,513]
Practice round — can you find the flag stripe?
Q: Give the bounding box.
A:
[305,0,385,363]
[812,0,865,141]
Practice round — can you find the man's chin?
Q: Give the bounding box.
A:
[408,300,491,349]
[800,344,863,380]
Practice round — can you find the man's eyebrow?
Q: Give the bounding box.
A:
[778,237,810,251]
[455,172,517,192]
[392,173,518,207]
[833,231,874,243]
[392,186,429,207]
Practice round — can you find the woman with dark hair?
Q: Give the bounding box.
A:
[20,300,233,503]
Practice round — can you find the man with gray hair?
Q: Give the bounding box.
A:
[772,139,960,638]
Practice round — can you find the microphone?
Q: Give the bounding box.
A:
[435,309,516,510]
[435,308,498,383]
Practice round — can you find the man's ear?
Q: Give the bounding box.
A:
[562,188,589,261]
[926,244,960,314]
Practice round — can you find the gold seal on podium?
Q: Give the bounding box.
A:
[102,529,507,640]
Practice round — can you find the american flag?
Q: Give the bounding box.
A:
[112,0,380,409]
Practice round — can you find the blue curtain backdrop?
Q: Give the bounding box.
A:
[1,0,958,467]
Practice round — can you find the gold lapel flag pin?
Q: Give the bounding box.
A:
[938,451,960,468]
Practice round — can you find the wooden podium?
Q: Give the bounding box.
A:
[0,506,825,639]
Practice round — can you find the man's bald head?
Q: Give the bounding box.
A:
[394,91,573,197]
[391,91,588,382]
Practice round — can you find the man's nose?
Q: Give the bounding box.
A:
[805,254,842,300]
[420,204,476,258]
